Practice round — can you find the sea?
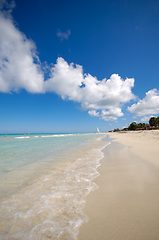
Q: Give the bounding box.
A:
[0,133,110,240]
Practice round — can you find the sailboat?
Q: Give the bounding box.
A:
[97,127,100,133]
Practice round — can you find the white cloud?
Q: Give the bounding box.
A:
[45,60,135,109]
[57,29,71,41]
[0,10,136,122]
[45,58,135,121]
[88,110,100,117]
[81,73,135,110]
[0,12,44,93]
[128,89,159,116]
[45,58,84,101]
[140,116,153,122]
[101,108,124,121]
[88,108,124,121]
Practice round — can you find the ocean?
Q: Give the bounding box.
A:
[0,133,109,240]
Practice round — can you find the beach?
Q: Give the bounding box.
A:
[78,130,159,240]
[1,131,159,239]
[0,133,108,239]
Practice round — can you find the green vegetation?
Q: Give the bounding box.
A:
[116,116,159,132]
[113,128,120,132]
[128,122,145,131]
[149,116,159,127]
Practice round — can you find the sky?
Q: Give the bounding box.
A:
[0,0,159,133]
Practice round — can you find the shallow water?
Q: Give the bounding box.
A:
[0,133,109,239]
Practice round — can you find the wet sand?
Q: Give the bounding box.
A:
[78,131,159,240]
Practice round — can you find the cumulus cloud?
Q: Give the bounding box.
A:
[89,108,124,121]
[101,108,124,121]
[128,89,159,116]
[45,58,84,101]
[0,9,136,121]
[88,110,100,117]
[57,29,71,41]
[140,116,153,122]
[44,58,135,120]
[45,59,135,110]
[0,12,44,93]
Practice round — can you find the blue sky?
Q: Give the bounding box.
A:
[0,0,159,133]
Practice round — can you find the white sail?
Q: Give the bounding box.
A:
[97,127,100,133]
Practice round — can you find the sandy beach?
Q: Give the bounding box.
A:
[78,130,159,240]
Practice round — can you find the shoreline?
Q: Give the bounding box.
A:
[77,131,159,240]
[0,133,107,239]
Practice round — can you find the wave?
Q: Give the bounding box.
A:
[14,136,30,139]
[0,136,110,240]
[41,134,73,138]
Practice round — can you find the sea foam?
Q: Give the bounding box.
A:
[0,134,110,240]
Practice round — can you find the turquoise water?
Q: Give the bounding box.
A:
[0,133,97,176]
[0,133,109,240]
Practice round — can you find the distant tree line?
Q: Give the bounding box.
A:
[127,122,146,131]
[126,116,159,131]
[111,116,159,132]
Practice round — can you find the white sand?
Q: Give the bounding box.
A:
[77,131,159,240]
[112,130,159,167]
